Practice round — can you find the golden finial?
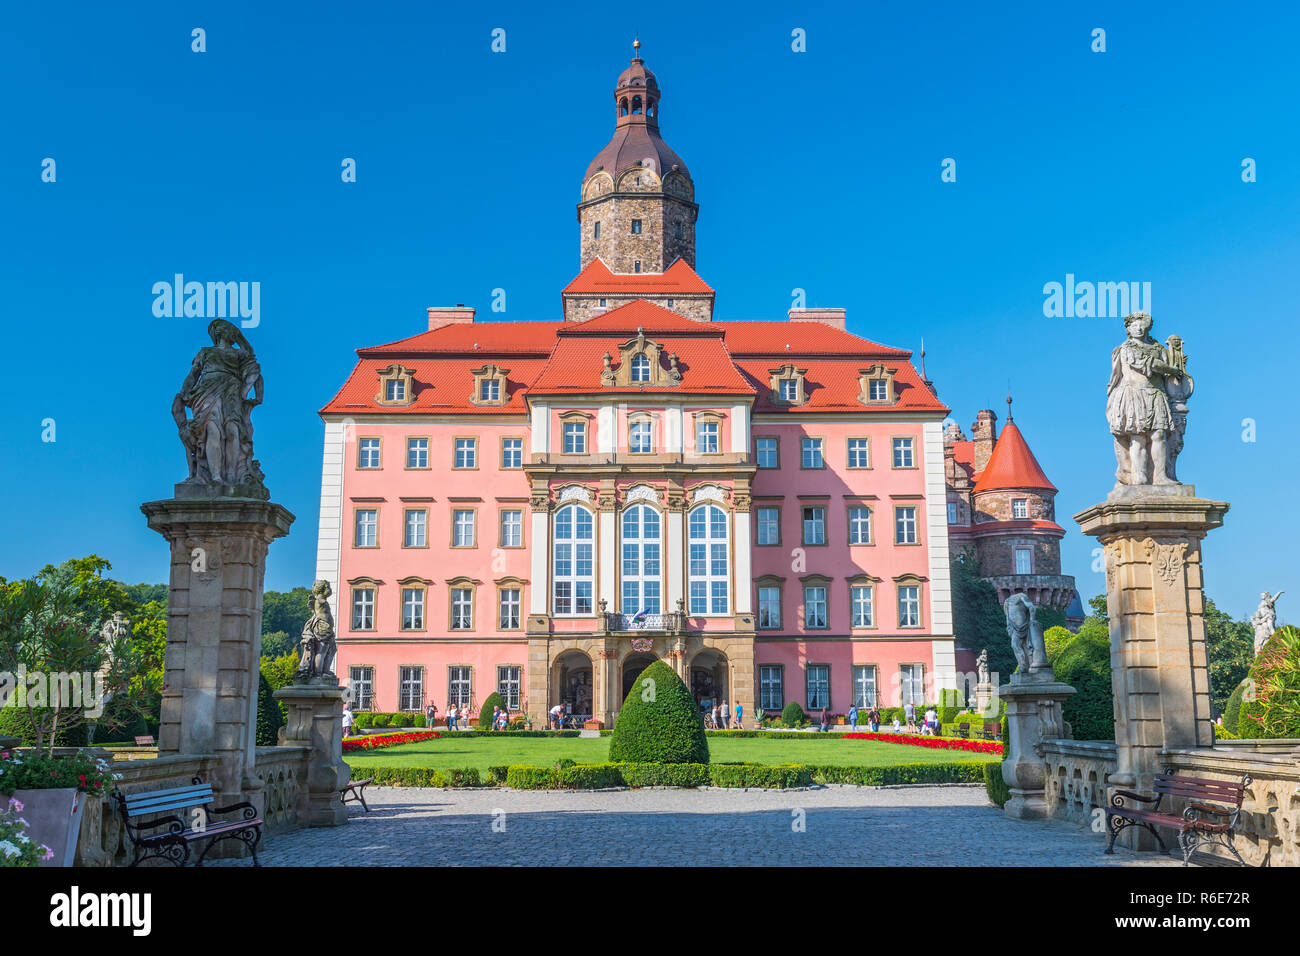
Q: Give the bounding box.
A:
[633,35,641,57]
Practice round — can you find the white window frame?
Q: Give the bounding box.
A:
[354,509,377,547]
[358,438,381,469]
[756,506,780,546]
[629,419,653,454]
[448,666,472,709]
[895,506,918,545]
[802,506,826,546]
[563,422,587,455]
[892,437,915,468]
[847,438,870,469]
[552,503,595,616]
[757,586,781,629]
[759,665,784,711]
[630,354,651,382]
[851,584,874,627]
[801,437,824,469]
[755,437,779,469]
[1015,547,1033,574]
[806,664,831,709]
[497,665,521,711]
[349,666,374,711]
[453,509,476,547]
[454,438,477,469]
[501,437,523,469]
[695,421,719,454]
[1012,498,1028,519]
[407,437,429,468]
[900,664,925,706]
[898,585,921,628]
[401,587,425,630]
[848,506,871,545]
[621,505,662,615]
[688,504,729,615]
[853,665,877,708]
[803,585,828,629]
[398,666,423,711]
[451,588,473,630]
[404,509,427,547]
[500,509,523,548]
[499,588,521,630]
[351,587,375,630]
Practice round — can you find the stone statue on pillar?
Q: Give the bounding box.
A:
[976,648,989,685]
[172,318,269,500]
[1106,312,1193,500]
[1250,591,1283,655]
[295,580,339,684]
[1005,593,1050,679]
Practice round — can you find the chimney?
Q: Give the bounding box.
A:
[788,307,846,330]
[427,304,475,331]
[971,409,999,474]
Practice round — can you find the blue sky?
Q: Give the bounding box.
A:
[2,1,1296,620]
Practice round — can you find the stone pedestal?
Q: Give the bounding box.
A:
[1000,673,1076,819]
[274,684,350,827]
[974,682,996,718]
[141,497,294,815]
[1076,493,1227,847]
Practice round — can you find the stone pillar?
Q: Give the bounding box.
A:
[599,647,619,727]
[1000,676,1076,819]
[525,632,550,728]
[274,684,349,827]
[1076,494,1228,847]
[974,682,996,718]
[141,498,294,812]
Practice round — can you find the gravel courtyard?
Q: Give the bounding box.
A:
[214,785,1179,866]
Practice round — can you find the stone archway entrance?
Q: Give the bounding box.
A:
[621,652,657,700]
[553,650,594,721]
[690,649,729,712]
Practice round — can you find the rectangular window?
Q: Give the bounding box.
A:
[895,506,918,545]
[501,437,523,469]
[853,665,877,708]
[499,589,521,630]
[847,438,870,469]
[629,420,653,454]
[351,588,375,630]
[406,437,429,469]
[358,438,381,469]
[448,666,472,709]
[900,664,925,706]
[454,438,477,469]
[452,509,475,547]
[851,585,874,627]
[696,421,719,454]
[804,585,828,629]
[1012,498,1028,519]
[848,506,871,545]
[385,379,405,403]
[354,509,377,548]
[801,437,824,469]
[755,437,779,469]
[802,506,826,546]
[631,219,642,234]
[779,379,799,402]
[673,222,683,239]
[947,502,958,523]
[757,586,781,629]
[398,666,423,711]
[404,509,427,547]
[892,437,915,468]
[500,510,523,547]
[1015,548,1032,574]
[497,665,521,711]
[401,588,425,630]
[868,379,889,402]
[756,506,780,546]
[451,588,473,630]
[349,666,374,711]
[593,221,601,238]
[563,422,586,454]
[759,666,784,711]
[898,585,921,628]
[806,664,830,709]
[480,379,500,403]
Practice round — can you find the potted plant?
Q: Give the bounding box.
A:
[0,794,52,867]
[583,719,603,730]
[0,747,117,866]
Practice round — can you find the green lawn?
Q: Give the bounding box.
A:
[344,734,998,776]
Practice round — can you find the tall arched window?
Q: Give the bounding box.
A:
[631,353,650,382]
[621,505,661,614]
[553,504,594,615]
[688,505,729,615]
[619,97,629,116]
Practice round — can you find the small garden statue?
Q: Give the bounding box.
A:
[1251,590,1284,655]
[1005,593,1050,680]
[976,648,989,685]
[295,579,338,684]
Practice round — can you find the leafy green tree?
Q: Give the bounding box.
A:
[1049,618,1114,740]
[1034,605,1068,632]
[951,555,1015,683]
[262,587,311,637]
[260,630,295,659]
[1204,599,1253,715]
[259,651,298,722]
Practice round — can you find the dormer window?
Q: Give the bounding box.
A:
[469,364,509,406]
[631,354,650,382]
[601,329,681,388]
[768,363,808,406]
[376,364,415,406]
[858,364,898,405]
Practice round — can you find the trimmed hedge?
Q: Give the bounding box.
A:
[609,660,709,764]
[708,763,813,788]
[353,766,483,788]
[780,702,807,727]
[255,672,284,746]
[1222,681,1246,736]
[479,692,507,730]
[984,761,1010,807]
[810,762,988,785]
[353,712,428,730]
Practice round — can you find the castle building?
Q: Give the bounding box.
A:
[315,46,969,726]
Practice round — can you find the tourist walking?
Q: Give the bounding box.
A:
[905,701,917,733]
[868,706,881,733]
[924,705,939,736]
[426,701,437,729]
[448,705,458,731]
[848,703,859,730]
[734,702,743,730]
[818,705,829,733]
[342,703,354,738]
[711,702,720,731]
[720,699,730,730]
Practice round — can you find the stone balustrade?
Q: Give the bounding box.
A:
[1040,739,1117,827]
[256,745,310,835]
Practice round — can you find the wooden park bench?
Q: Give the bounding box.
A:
[134,735,155,747]
[340,776,374,812]
[953,723,971,739]
[1105,768,1251,866]
[978,722,1000,740]
[114,777,262,866]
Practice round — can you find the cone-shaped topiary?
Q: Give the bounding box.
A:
[780,701,806,728]
[609,660,709,764]
[255,671,284,746]
[479,692,507,729]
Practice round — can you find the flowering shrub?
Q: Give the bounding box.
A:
[841,731,1003,755]
[0,747,120,796]
[341,730,439,753]
[0,796,52,867]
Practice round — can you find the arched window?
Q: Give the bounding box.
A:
[647,99,656,117]
[688,505,729,615]
[632,95,642,115]
[553,504,594,616]
[621,505,661,614]
[619,98,629,116]
[631,353,650,382]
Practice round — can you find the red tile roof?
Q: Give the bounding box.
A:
[359,321,559,356]
[529,336,753,395]
[562,258,714,296]
[972,421,1057,493]
[320,358,549,416]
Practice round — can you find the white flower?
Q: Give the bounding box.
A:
[16,833,29,844]
[0,841,19,858]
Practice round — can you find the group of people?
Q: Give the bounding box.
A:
[425,701,479,731]
[705,699,741,729]
[844,704,884,732]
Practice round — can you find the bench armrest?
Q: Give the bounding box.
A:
[208,800,259,821]
[1185,801,1231,817]
[1110,790,1159,806]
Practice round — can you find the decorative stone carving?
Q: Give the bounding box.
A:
[1005,593,1050,680]
[295,580,338,684]
[625,484,659,504]
[1106,312,1194,498]
[557,485,593,504]
[172,319,268,499]
[529,492,550,513]
[1251,590,1284,655]
[602,328,680,387]
[1143,537,1188,587]
[691,484,726,505]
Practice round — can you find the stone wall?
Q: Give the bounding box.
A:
[578,192,697,273]
[1041,738,1117,827]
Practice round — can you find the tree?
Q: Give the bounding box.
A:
[609,660,709,764]
[951,556,1015,684]
[1204,599,1253,715]
[262,587,311,637]
[1050,619,1114,740]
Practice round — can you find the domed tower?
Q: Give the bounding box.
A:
[578,41,697,275]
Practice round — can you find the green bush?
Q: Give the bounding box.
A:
[1052,620,1114,740]
[780,701,806,727]
[0,707,89,747]
[1237,626,1300,739]
[938,688,963,724]
[708,763,812,788]
[810,762,988,785]
[479,692,507,729]
[1222,681,1246,736]
[609,660,709,764]
[357,766,482,787]
[621,762,710,788]
[255,671,283,746]
[984,761,1010,807]
[487,765,510,785]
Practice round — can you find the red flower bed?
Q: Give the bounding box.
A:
[841,731,1002,755]
[342,730,439,753]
